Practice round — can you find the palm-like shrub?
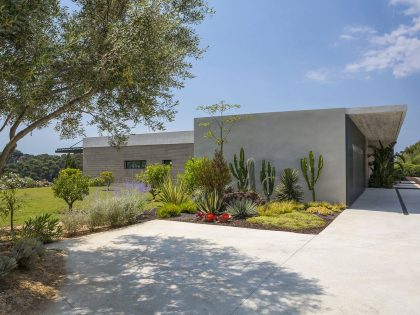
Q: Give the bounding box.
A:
[275,168,303,202]
[156,177,189,205]
[369,141,404,188]
[226,199,257,219]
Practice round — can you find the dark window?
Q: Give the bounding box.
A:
[124,160,146,169]
[162,160,172,166]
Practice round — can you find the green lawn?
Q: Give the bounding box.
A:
[0,186,105,227]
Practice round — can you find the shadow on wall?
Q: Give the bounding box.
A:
[47,235,326,314]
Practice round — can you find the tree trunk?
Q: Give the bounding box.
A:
[10,208,14,232]
[312,189,316,202]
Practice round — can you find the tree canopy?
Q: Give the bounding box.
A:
[0,0,212,172]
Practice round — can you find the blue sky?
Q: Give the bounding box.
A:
[11,0,420,153]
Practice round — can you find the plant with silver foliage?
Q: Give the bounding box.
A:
[11,238,44,269]
[226,199,257,219]
[0,256,17,278]
[275,168,304,202]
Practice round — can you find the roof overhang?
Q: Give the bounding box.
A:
[346,105,407,145]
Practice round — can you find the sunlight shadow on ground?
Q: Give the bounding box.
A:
[47,234,325,314]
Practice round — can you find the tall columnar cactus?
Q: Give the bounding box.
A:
[260,160,276,202]
[247,158,256,191]
[229,147,248,191]
[300,151,324,201]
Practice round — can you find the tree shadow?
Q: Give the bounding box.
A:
[46,234,325,314]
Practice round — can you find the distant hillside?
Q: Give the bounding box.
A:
[4,150,82,181]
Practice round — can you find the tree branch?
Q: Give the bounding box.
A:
[0,113,12,133]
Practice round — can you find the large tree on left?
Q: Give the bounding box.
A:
[0,0,211,172]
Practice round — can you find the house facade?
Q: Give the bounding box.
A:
[82,105,407,205]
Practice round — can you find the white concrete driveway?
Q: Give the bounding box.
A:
[46,188,420,314]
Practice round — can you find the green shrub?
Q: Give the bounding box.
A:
[305,201,332,209]
[89,177,106,187]
[194,189,221,214]
[306,206,333,215]
[0,256,17,278]
[0,172,23,232]
[52,168,89,210]
[136,163,171,199]
[331,203,346,212]
[179,157,210,192]
[11,238,44,269]
[275,168,303,202]
[156,177,189,205]
[100,171,115,191]
[21,213,63,243]
[226,199,257,219]
[61,210,87,236]
[257,201,304,216]
[157,203,182,218]
[104,190,147,227]
[86,198,108,231]
[401,163,420,177]
[178,200,197,214]
[247,212,325,231]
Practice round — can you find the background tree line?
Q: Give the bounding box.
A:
[3,150,82,182]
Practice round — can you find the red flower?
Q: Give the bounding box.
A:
[204,213,217,222]
[218,213,231,223]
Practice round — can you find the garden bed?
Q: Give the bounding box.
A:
[0,249,66,315]
[165,211,340,234]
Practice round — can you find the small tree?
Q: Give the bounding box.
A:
[301,151,324,201]
[52,168,89,210]
[197,101,242,154]
[0,173,23,232]
[136,164,171,199]
[100,171,115,191]
[196,150,231,196]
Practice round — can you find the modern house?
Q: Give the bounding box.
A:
[81,105,407,205]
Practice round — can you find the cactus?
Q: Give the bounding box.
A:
[300,151,324,201]
[260,160,276,202]
[247,158,256,191]
[229,147,248,191]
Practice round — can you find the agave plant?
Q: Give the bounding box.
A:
[274,168,304,202]
[226,199,257,219]
[369,141,405,188]
[156,176,189,205]
[194,190,221,214]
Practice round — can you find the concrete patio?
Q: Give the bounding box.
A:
[45,188,420,314]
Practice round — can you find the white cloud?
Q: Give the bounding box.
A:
[340,26,377,41]
[390,0,420,15]
[344,2,420,78]
[305,70,331,82]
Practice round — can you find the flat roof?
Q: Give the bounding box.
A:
[83,130,194,148]
[346,105,407,144]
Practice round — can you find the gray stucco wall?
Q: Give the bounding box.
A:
[194,108,347,203]
[83,143,194,182]
[346,116,367,205]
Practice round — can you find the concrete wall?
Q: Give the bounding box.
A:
[194,108,348,203]
[346,116,367,205]
[83,143,194,182]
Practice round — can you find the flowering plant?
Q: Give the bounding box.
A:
[217,213,231,223]
[204,213,217,222]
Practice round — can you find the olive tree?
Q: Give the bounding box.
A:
[0,0,212,173]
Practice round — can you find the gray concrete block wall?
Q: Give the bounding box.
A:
[194,108,347,203]
[83,143,194,182]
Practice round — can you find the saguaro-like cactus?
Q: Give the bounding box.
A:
[247,158,256,191]
[300,151,324,201]
[229,147,248,191]
[260,160,276,202]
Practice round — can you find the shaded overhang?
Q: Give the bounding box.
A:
[346,105,407,145]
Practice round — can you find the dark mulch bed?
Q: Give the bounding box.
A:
[165,212,339,235]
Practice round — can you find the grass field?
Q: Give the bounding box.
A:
[0,186,105,227]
